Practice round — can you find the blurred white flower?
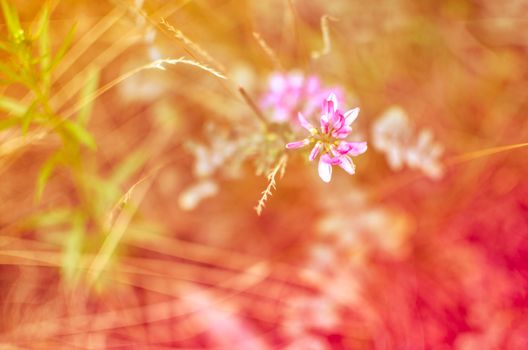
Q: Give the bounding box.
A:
[307,244,337,271]
[188,126,243,179]
[372,106,444,179]
[317,189,411,259]
[182,125,253,210]
[183,288,269,350]
[283,295,340,336]
[178,179,219,210]
[284,336,329,350]
[372,106,410,170]
[406,129,444,179]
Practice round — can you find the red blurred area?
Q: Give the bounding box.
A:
[2,0,528,349]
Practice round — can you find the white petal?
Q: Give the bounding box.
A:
[318,158,333,183]
[423,161,444,180]
[338,155,356,175]
[286,139,310,149]
[178,180,219,210]
[289,72,304,88]
[309,142,322,161]
[341,141,368,156]
[327,93,339,111]
[388,148,404,170]
[344,107,360,125]
[298,112,314,132]
[269,74,285,92]
[416,129,433,149]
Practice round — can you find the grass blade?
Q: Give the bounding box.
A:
[35,4,51,85]
[35,151,62,201]
[77,68,99,125]
[21,100,38,134]
[62,212,85,283]
[0,95,26,115]
[61,120,97,150]
[47,23,77,73]
[0,0,24,43]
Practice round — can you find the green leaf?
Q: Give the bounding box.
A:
[77,68,99,126]
[24,207,72,228]
[62,212,85,282]
[34,4,50,86]
[82,174,120,215]
[0,0,24,43]
[47,23,76,73]
[0,40,15,53]
[0,61,22,84]
[127,220,166,243]
[0,95,26,115]
[35,151,62,201]
[0,117,19,130]
[110,151,147,186]
[21,100,38,134]
[61,120,97,150]
[32,3,49,40]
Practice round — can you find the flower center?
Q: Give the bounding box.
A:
[310,129,335,145]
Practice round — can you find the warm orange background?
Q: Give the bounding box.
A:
[1,0,528,349]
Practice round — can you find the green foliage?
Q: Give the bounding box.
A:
[61,120,97,150]
[0,95,26,115]
[0,1,102,202]
[1,0,24,44]
[35,5,50,86]
[35,152,62,201]
[24,207,73,228]
[62,212,85,282]
[2,0,152,287]
[47,23,76,74]
[21,100,38,134]
[26,147,151,282]
[77,69,100,125]
[0,0,84,138]
[110,151,148,185]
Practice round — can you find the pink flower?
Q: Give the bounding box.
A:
[286,93,367,183]
[260,72,343,124]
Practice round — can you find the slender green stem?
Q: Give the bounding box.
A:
[238,86,269,128]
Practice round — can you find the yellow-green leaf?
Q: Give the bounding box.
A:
[62,212,85,283]
[34,4,50,84]
[0,117,19,130]
[0,95,26,115]
[77,68,99,125]
[24,207,72,228]
[0,0,24,43]
[110,151,147,186]
[62,120,97,150]
[35,151,61,201]
[21,100,38,134]
[48,23,76,73]
[0,40,14,53]
[0,61,22,83]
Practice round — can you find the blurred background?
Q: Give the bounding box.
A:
[1,0,528,349]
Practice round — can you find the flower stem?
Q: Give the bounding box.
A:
[238,87,269,128]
